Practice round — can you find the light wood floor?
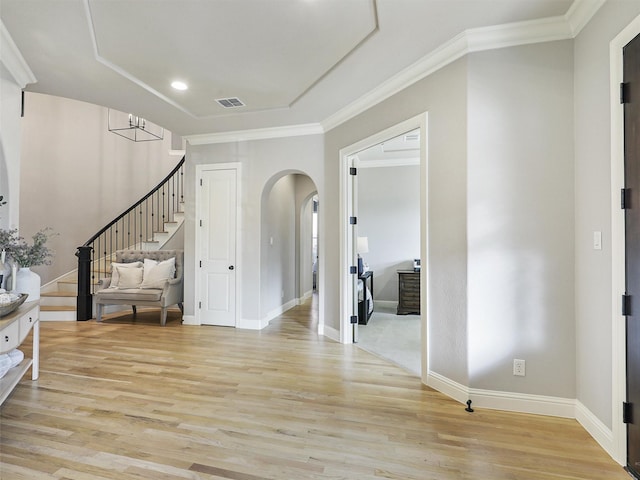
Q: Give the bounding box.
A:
[0,298,630,480]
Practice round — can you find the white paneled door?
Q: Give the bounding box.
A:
[198,168,237,326]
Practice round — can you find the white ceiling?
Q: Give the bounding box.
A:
[1,0,575,137]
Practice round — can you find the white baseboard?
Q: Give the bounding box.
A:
[426,370,469,404]
[237,317,269,330]
[323,325,341,343]
[575,400,615,460]
[264,299,297,324]
[427,370,575,418]
[181,315,198,325]
[374,300,398,310]
[298,290,313,304]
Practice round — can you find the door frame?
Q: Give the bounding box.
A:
[194,162,242,327]
[611,14,640,466]
[338,113,429,378]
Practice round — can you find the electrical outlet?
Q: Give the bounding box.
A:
[513,359,526,376]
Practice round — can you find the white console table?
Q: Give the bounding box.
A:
[0,301,39,406]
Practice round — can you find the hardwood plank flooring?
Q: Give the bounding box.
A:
[0,299,629,479]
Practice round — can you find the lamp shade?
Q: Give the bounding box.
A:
[356,236,369,254]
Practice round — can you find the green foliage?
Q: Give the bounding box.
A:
[0,228,56,267]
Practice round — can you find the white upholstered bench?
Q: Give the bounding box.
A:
[94,249,184,326]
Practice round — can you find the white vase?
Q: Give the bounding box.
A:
[14,267,40,301]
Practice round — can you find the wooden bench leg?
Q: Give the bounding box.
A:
[132,305,137,316]
[96,304,103,322]
[160,307,168,326]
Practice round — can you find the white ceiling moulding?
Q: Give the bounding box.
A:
[0,21,36,88]
[185,123,324,146]
[82,0,194,119]
[321,0,605,132]
[356,157,420,169]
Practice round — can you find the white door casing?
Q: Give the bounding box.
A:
[196,164,240,327]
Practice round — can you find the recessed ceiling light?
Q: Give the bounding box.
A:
[171,81,188,91]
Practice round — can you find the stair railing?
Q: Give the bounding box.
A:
[76,156,185,320]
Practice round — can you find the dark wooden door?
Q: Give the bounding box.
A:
[625,31,640,478]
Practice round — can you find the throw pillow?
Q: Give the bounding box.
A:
[113,265,143,289]
[141,257,176,289]
[109,261,142,287]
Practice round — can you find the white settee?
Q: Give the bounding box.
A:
[94,249,184,326]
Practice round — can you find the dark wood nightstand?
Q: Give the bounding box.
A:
[397,270,420,315]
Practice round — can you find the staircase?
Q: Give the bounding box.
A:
[39,157,185,321]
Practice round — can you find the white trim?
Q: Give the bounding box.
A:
[427,370,575,418]
[356,158,420,169]
[181,314,197,326]
[83,0,193,118]
[169,149,186,157]
[237,318,269,330]
[372,300,398,310]
[323,325,340,343]
[194,162,242,328]
[469,388,575,418]
[610,12,640,467]
[426,371,469,404]
[0,21,37,88]
[185,123,324,146]
[322,3,603,133]
[263,299,298,325]
[339,113,428,368]
[298,291,313,305]
[565,0,606,37]
[576,400,616,461]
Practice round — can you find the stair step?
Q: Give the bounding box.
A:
[40,305,76,322]
[41,291,76,297]
[40,305,75,311]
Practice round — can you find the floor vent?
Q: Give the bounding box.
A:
[216,97,245,108]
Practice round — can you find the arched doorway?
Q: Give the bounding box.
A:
[260,171,319,327]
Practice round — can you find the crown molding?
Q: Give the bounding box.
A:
[0,21,37,88]
[185,1,604,142]
[565,0,606,37]
[322,0,602,132]
[185,123,324,146]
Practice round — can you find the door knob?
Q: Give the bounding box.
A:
[229,265,234,270]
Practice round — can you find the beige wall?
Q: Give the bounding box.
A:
[0,64,24,230]
[18,93,179,284]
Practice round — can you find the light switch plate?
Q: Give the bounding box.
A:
[593,231,602,250]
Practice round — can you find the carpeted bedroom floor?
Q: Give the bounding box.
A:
[355,303,421,376]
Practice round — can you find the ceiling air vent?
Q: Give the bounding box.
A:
[216,97,245,108]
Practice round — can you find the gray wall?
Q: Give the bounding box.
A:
[324,57,469,385]
[18,92,179,284]
[262,174,296,315]
[357,165,420,302]
[294,175,317,300]
[574,0,640,429]
[466,42,575,397]
[186,135,324,325]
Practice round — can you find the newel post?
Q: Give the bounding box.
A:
[76,245,93,321]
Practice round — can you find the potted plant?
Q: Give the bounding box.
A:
[1,228,55,300]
